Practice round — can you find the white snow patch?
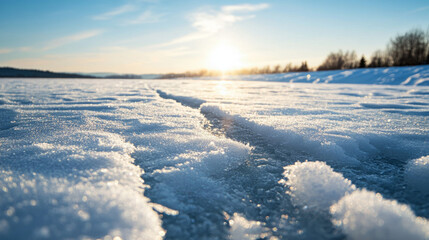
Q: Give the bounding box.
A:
[415,77,429,86]
[341,71,353,77]
[282,161,355,209]
[229,213,264,240]
[330,189,429,240]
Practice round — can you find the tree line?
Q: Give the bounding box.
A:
[318,28,429,70]
[160,27,429,78]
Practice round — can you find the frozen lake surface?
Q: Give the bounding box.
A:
[0,68,429,239]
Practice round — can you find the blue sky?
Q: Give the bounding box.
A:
[0,0,428,74]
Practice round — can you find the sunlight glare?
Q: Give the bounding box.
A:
[208,44,242,73]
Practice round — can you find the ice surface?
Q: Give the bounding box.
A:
[152,75,428,238]
[331,189,429,240]
[156,89,206,108]
[0,68,428,239]
[406,155,429,193]
[200,104,360,165]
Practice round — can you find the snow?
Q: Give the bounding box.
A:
[406,155,429,193]
[195,65,429,85]
[282,161,355,209]
[0,66,428,239]
[282,161,429,239]
[228,213,264,240]
[0,98,164,239]
[331,189,429,240]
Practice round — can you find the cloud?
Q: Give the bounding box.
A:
[43,30,104,51]
[125,10,165,25]
[93,4,136,20]
[161,3,269,47]
[0,47,32,54]
[134,0,159,2]
[222,3,270,13]
[191,11,246,33]
[407,6,429,14]
[155,32,212,48]
[0,49,13,54]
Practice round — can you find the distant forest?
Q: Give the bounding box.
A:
[0,67,96,79]
[161,27,429,79]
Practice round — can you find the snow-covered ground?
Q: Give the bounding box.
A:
[198,65,429,86]
[0,67,428,239]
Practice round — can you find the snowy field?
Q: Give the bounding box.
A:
[0,66,429,240]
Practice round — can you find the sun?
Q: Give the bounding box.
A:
[208,43,242,73]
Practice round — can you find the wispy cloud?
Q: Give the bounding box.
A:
[159,3,269,47]
[125,10,165,25]
[222,3,270,13]
[134,0,159,2]
[407,5,429,14]
[0,49,13,54]
[158,32,213,47]
[191,11,247,33]
[0,47,32,54]
[93,4,136,20]
[43,30,104,51]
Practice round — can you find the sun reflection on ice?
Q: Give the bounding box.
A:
[215,80,235,96]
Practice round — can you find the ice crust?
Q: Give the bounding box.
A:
[0,81,167,239]
[0,71,428,240]
[156,84,429,239]
[0,130,163,239]
[201,104,360,165]
[156,80,429,170]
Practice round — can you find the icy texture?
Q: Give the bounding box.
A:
[155,80,429,195]
[0,81,167,239]
[0,69,428,240]
[331,189,429,240]
[406,155,429,193]
[0,130,163,239]
[156,89,206,108]
[282,161,355,209]
[153,76,428,238]
[200,104,360,165]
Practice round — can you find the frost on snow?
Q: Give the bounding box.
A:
[282,161,355,209]
[0,66,428,239]
[331,190,429,240]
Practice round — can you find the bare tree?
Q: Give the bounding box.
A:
[368,50,391,67]
[272,64,282,74]
[283,63,292,73]
[317,50,358,70]
[388,29,428,66]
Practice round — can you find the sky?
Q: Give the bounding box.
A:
[0,0,428,74]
